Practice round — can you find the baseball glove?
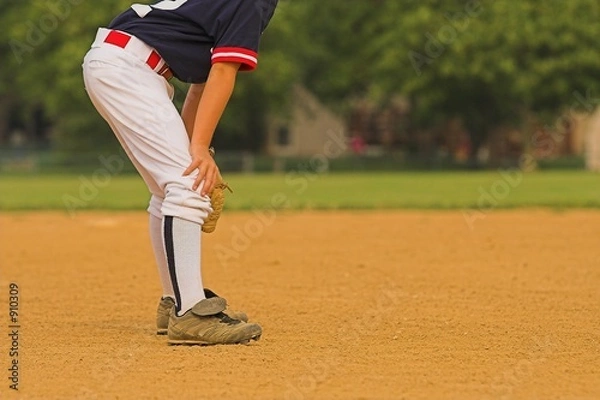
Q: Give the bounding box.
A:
[202,147,232,234]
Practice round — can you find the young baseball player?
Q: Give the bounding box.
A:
[82,0,278,345]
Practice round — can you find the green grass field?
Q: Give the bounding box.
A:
[0,171,598,211]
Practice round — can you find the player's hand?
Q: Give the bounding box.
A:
[183,145,218,196]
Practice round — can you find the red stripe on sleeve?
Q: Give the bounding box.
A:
[212,47,258,71]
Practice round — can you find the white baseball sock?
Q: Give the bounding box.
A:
[149,213,174,300]
[163,216,206,316]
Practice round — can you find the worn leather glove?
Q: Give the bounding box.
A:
[202,147,232,233]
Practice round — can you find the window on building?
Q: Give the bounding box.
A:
[277,126,290,146]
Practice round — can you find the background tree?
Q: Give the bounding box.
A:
[1,0,598,160]
[370,0,600,162]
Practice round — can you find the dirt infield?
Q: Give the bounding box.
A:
[1,210,599,399]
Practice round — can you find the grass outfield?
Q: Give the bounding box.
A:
[0,171,599,211]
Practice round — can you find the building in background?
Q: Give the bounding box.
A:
[266,85,348,158]
[583,110,600,171]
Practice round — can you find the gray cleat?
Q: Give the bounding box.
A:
[156,296,176,335]
[167,297,262,345]
[156,289,249,335]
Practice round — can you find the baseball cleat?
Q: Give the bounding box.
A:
[202,288,250,322]
[156,289,249,335]
[167,297,262,345]
[156,296,175,335]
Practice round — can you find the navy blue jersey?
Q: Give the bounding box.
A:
[108,0,278,83]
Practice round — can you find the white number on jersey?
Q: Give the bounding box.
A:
[131,0,189,18]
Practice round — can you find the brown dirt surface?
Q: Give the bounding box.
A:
[1,210,599,400]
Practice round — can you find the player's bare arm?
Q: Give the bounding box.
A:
[181,83,205,139]
[183,62,241,196]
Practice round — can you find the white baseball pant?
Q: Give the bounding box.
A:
[82,28,212,225]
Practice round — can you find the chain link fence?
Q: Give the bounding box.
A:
[0,147,586,175]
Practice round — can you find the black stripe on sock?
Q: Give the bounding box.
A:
[163,216,182,315]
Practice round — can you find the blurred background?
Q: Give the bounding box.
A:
[1,0,599,174]
[3,3,600,397]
